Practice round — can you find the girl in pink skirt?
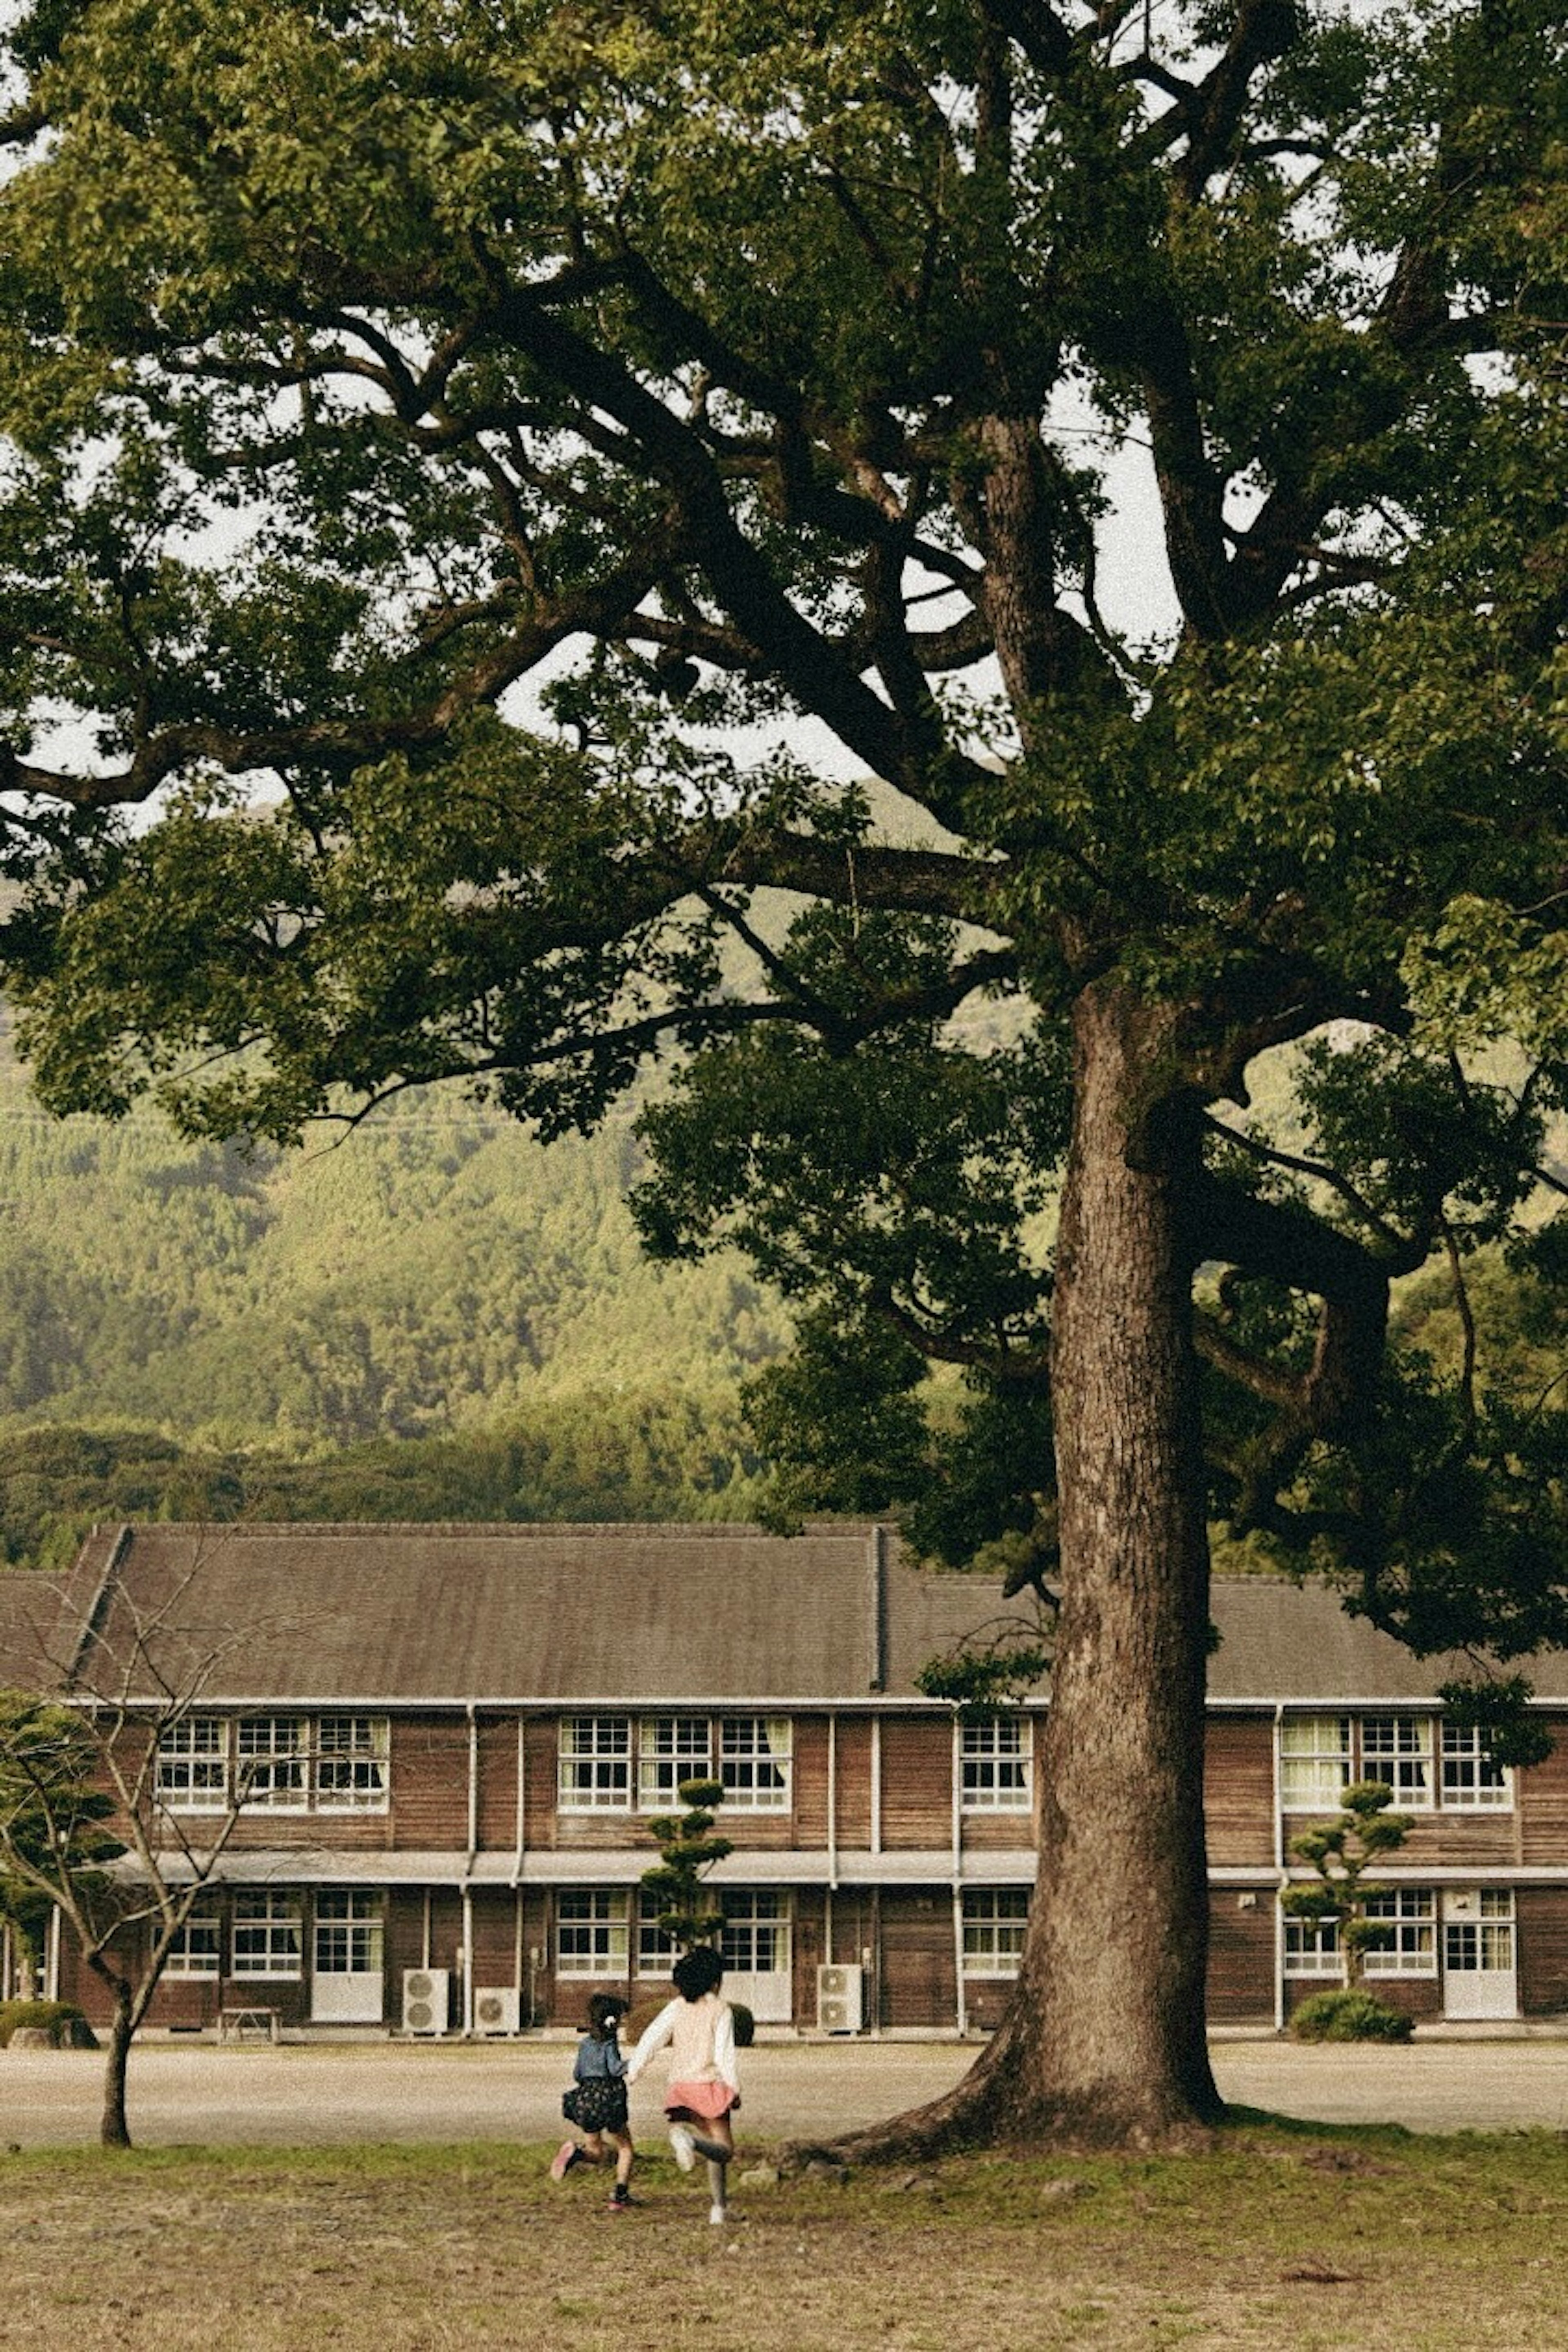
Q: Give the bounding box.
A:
[626,1945,741,2223]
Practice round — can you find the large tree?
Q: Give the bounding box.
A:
[2,0,1567,2147]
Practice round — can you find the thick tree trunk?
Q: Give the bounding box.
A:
[812,984,1223,2158]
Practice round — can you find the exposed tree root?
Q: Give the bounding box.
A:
[781,2067,1226,2171]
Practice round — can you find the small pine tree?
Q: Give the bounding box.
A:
[640,1777,732,1953]
[1283,1780,1417,2038]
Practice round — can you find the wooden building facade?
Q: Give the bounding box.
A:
[3,1520,1566,2036]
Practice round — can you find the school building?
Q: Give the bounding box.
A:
[2,1519,1565,2036]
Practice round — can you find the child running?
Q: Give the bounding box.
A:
[550,1992,636,2211]
[626,1946,741,2225]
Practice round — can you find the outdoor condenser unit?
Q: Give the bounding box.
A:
[401,1967,451,2035]
[472,1986,522,2036]
[815,1962,864,2034]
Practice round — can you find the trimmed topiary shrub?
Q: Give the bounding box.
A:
[0,1998,96,2049]
[1289,1988,1414,2043]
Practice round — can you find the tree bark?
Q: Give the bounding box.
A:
[96,1978,134,2149]
[805,983,1223,2158]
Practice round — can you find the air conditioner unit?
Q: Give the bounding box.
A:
[473,1986,522,2036]
[816,1962,864,2034]
[402,1967,451,2035]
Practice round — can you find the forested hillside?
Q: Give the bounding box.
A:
[0,1014,785,1441]
[0,1009,790,1562]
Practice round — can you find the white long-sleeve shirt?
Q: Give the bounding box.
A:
[626,1991,739,2094]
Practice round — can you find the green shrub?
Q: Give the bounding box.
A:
[1289,1988,1414,2043]
[0,1998,96,2048]
[730,2001,755,2048]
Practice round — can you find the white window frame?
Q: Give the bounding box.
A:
[1440,1722,1514,1811]
[236,1715,309,1810]
[558,1717,633,1811]
[155,1716,229,1812]
[1360,1715,1434,1809]
[1361,1887,1437,1976]
[555,1890,630,1977]
[719,1888,791,1975]
[961,1889,1030,1977]
[232,1891,303,1980]
[165,1902,222,1978]
[1282,1915,1343,1977]
[637,1715,713,1813]
[718,1716,792,1811]
[1280,1715,1352,1811]
[635,1913,682,1978]
[314,1715,390,1813]
[313,1890,384,1976]
[960,1718,1033,1813]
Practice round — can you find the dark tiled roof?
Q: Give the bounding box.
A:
[1207,1575,1568,1704]
[2,1525,1566,1708]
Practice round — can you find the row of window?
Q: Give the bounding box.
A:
[157,1716,389,1813]
[151,1708,1510,1821]
[167,1891,363,1979]
[162,1885,1034,1982]
[1284,1888,1516,1977]
[557,1715,1034,1814]
[1280,1716,1510,1812]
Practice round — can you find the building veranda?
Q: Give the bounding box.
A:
[1,1522,1563,2038]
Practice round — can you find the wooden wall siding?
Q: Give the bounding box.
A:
[1205,1893,1276,2023]
[1520,1729,1568,1865]
[832,1718,875,1847]
[223,1809,393,1853]
[1203,1716,1275,1866]
[878,1891,957,2028]
[1518,1887,1568,2016]
[791,1716,829,1845]
[1390,1813,1520,1869]
[824,1887,877,1971]
[878,1719,955,1849]
[390,1718,472,1849]
[475,1715,521,1853]
[962,1809,1034,1851]
[792,1889,827,2027]
[385,1889,430,1988]
[964,1978,1013,2034]
[525,1715,561,1847]
[468,1890,523,1989]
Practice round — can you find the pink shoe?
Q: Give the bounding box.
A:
[550,2140,581,2181]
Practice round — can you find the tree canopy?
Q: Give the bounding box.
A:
[2,0,1567,2146]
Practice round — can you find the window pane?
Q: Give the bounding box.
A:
[1440,1724,1512,1811]
[1280,1715,1350,1810]
[556,1891,629,1975]
[1361,1888,1436,1975]
[315,1716,388,1811]
[313,1892,383,1975]
[962,1889,1029,1975]
[960,1719,1031,1811]
[166,1906,221,1978]
[1361,1715,1432,1806]
[558,1718,633,1809]
[720,1890,789,1974]
[719,1717,792,1810]
[237,1717,308,1809]
[638,1717,711,1811]
[232,1892,303,1979]
[155,1717,228,1809]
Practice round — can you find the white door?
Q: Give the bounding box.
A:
[720,1891,793,2024]
[311,1891,385,2023]
[1443,1889,1517,2020]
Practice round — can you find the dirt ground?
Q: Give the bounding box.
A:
[7,2033,1568,2147]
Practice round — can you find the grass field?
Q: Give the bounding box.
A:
[2,2116,1564,2351]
